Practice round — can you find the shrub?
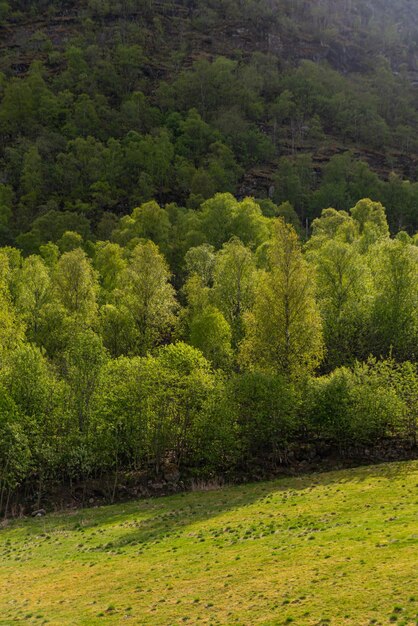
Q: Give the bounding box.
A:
[230,371,299,464]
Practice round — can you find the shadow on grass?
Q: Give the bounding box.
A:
[89,460,418,552]
[10,459,418,553]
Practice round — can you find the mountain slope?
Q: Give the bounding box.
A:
[2,0,418,244]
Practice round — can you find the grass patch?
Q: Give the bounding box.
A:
[1,461,418,625]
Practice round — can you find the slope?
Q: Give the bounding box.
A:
[1,460,418,625]
[3,1,418,244]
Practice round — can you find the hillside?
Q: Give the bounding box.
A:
[1,461,418,625]
[3,0,418,246]
[3,3,418,521]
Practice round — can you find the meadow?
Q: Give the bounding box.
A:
[1,461,418,626]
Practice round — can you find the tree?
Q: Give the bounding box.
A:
[99,303,136,357]
[273,155,313,216]
[0,342,66,494]
[230,198,269,248]
[165,57,238,119]
[112,201,171,250]
[94,242,126,295]
[369,239,418,360]
[197,194,268,249]
[309,155,382,214]
[0,389,30,516]
[118,241,178,355]
[93,343,224,477]
[0,251,25,363]
[309,208,356,248]
[91,356,149,479]
[64,330,107,433]
[212,238,256,347]
[189,306,233,369]
[0,184,13,244]
[57,230,84,253]
[308,239,372,368]
[307,362,405,448]
[15,255,51,342]
[150,342,219,468]
[18,144,44,227]
[176,108,221,165]
[53,248,98,326]
[230,371,298,464]
[184,243,216,286]
[350,198,389,250]
[2,342,54,421]
[198,193,236,248]
[240,219,324,377]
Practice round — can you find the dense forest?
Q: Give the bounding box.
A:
[3,0,418,246]
[2,0,418,514]
[2,195,418,514]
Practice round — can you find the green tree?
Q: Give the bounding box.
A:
[307,363,405,448]
[99,303,136,357]
[308,239,372,368]
[94,242,126,294]
[91,356,149,481]
[189,306,233,369]
[212,238,256,347]
[350,198,389,250]
[113,201,171,250]
[230,372,298,464]
[64,330,107,433]
[0,389,30,516]
[118,241,178,355]
[369,239,418,360]
[240,219,324,377]
[53,248,98,326]
[309,208,357,248]
[0,185,13,244]
[184,244,216,287]
[0,252,25,363]
[151,342,219,468]
[15,255,51,342]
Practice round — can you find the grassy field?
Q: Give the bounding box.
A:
[1,462,418,626]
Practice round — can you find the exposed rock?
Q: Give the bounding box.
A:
[148,481,164,490]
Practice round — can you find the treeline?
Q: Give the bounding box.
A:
[2,0,418,247]
[2,193,418,514]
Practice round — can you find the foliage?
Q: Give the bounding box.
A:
[305,363,406,447]
[240,219,324,378]
[2,0,418,248]
[2,0,418,498]
[2,193,418,501]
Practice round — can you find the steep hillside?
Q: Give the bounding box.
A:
[2,0,418,245]
[3,1,418,76]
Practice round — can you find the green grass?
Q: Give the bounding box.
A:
[1,461,418,625]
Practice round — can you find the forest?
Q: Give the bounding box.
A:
[2,0,418,514]
[2,194,418,515]
[3,0,418,247]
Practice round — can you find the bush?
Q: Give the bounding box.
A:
[305,363,406,448]
[230,371,299,464]
[0,387,31,512]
